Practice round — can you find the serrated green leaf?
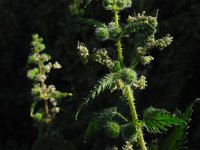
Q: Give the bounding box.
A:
[77,18,105,28]
[75,73,118,120]
[84,119,99,143]
[121,123,138,142]
[84,107,117,142]
[94,107,117,121]
[143,107,185,133]
[158,99,199,150]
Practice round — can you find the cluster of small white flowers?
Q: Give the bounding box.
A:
[77,41,89,63]
[111,79,124,91]
[53,61,62,69]
[50,98,57,106]
[47,85,56,92]
[93,48,114,69]
[133,75,147,90]
[140,56,154,65]
[39,53,51,62]
[127,11,158,28]
[155,34,173,50]
[51,107,60,113]
[44,62,52,73]
[122,141,133,150]
[146,35,156,48]
[37,74,47,82]
[136,46,146,56]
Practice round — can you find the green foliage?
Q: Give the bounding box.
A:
[121,123,137,141]
[158,99,199,150]
[94,107,118,121]
[75,73,118,119]
[84,107,117,142]
[102,0,132,11]
[143,107,185,133]
[77,18,105,28]
[69,0,84,16]
[84,119,99,143]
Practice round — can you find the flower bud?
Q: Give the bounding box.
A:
[95,26,109,41]
[104,121,120,138]
[53,61,62,69]
[103,0,132,11]
[77,42,89,64]
[33,112,43,122]
[102,0,115,10]
[121,68,137,84]
[140,56,154,65]
[108,22,122,40]
[133,75,147,90]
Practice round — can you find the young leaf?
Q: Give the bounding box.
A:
[84,107,117,142]
[75,73,118,120]
[77,18,105,28]
[84,119,99,143]
[143,107,185,133]
[94,107,117,121]
[158,99,199,150]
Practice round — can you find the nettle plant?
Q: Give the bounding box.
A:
[27,34,72,124]
[76,0,199,150]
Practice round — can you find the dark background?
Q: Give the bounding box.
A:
[0,0,200,149]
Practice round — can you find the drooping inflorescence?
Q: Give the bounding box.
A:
[27,34,72,124]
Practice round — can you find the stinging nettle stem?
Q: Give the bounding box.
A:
[114,9,123,67]
[125,85,147,150]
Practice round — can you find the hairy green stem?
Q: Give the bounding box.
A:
[114,9,123,67]
[125,85,147,150]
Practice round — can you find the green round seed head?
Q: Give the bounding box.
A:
[116,0,126,10]
[105,121,121,138]
[95,26,109,41]
[121,68,137,84]
[33,112,43,122]
[102,0,115,10]
[109,26,122,40]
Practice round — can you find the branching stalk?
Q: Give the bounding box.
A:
[38,62,49,119]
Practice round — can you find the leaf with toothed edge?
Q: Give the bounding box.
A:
[143,107,185,133]
[158,99,199,150]
[77,18,105,28]
[75,73,118,120]
[84,107,118,142]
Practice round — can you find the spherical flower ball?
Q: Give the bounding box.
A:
[109,26,122,40]
[95,26,109,41]
[105,121,121,138]
[121,68,137,84]
[102,0,115,10]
